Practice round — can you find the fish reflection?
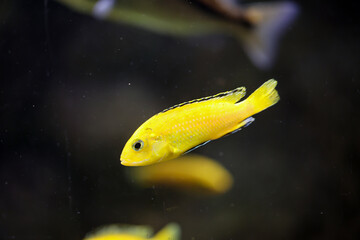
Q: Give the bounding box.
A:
[121,80,279,166]
[128,154,233,194]
[56,0,298,68]
[84,223,180,240]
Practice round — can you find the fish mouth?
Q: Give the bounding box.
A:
[120,158,149,166]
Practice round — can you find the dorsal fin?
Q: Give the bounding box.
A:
[84,224,153,239]
[161,87,246,113]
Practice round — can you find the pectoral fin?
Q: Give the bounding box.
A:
[151,140,167,158]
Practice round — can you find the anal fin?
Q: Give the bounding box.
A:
[182,117,255,155]
[220,117,255,138]
[183,140,212,155]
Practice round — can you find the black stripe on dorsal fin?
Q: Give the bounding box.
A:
[161,87,246,114]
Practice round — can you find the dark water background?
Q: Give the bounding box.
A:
[1,0,359,239]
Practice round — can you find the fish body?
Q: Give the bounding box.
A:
[129,154,233,194]
[84,223,180,240]
[56,0,298,68]
[121,79,279,166]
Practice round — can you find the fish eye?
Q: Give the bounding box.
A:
[132,140,144,151]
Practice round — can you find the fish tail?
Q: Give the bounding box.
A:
[243,79,280,115]
[239,1,299,69]
[152,223,181,240]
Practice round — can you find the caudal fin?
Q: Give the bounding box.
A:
[92,0,116,19]
[240,2,299,69]
[244,79,280,114]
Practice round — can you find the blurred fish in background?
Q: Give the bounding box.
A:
[92,0,115,19]
[55,0,299,69]
[84,222,180,240]
[127,154,233,195]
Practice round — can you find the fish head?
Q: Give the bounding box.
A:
[120,127,171,166]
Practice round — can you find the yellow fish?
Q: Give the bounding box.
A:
[84,223,180,240]
[121,79,279,166]
[129,154,233,194]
